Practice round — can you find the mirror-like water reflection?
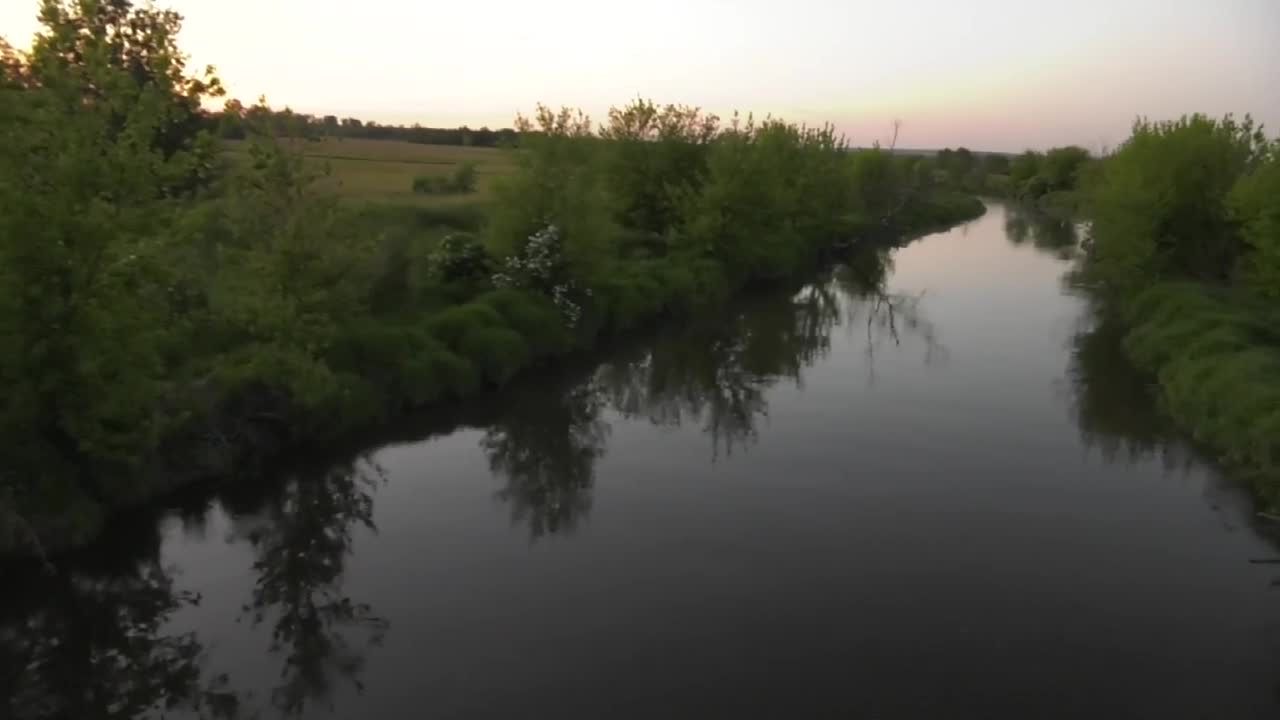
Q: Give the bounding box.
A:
[5,202,1280,719]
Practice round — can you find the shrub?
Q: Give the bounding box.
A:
[429,233,493,286]
[452,162,478,193]
[477,288,575,357]
[599,99,720,234]
[1040,146,1091,192]
[458,326,529,385]
[1087,114,1269,292]
[423,302,505,347]
[412,175,443,194]
[677,117,851,285]
[492,224,591,329]
[411,163,480,195]
[487,106,617,283]
[1229,146,1280,301]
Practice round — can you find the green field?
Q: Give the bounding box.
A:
[224,137,520,206]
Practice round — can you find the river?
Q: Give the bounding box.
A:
[5,201,1280,718]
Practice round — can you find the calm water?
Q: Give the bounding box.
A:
[6,202,1280,719]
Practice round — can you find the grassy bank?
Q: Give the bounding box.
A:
[1082,115,1280,505]
[1112,284,1280,502]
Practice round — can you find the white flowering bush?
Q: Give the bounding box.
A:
[493,224,591,328]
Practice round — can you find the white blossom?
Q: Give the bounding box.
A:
[492,224,585,328]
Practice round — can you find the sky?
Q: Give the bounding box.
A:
[3,0,1277,151]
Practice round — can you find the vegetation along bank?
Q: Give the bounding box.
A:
[1078,115,1280,506]
[0,2,984,554]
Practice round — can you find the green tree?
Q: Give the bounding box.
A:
[0,0,224,517]
[1040,145,1091,192]
[1087,114,1268,290]
[598,98,720,235]
[1008,150,1042,196]
[487,105,616,284]
[1229,142,1280,300]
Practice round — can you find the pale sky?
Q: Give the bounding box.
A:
[3,0,1277,151]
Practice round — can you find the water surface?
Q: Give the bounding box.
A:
[7,202,1280,719]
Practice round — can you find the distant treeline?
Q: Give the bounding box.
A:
[911,144,1094,214]
[208,99,520,147]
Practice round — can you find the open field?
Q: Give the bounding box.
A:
[224,138,520,206]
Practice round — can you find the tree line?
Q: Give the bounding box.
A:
[209,99,519,147]
[905,144,1095,214]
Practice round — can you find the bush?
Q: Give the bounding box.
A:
[1086,114,1268,292]
[1230,146,1280,301]
[677,117,852,285]
[327,321,459,408]
[452,162,478,193]
[423,302,505,347]
[458,326,529,385]
[477,288,575,357]
[411,162,480,195]
[599,99,719,234]
[429,233,493,286]
[487,106,617,284]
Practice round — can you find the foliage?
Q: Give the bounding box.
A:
[1079,114,1280,502]
[427,232,491,285]
[1120,283,1280,501]
[934,146,1093,203]
[0,0,226,513]
[1039,146,1091,192]
[487,105,617,284]
[491,225,590,328]
[210,103,519,147]
[598,99,720,234]
[199,135,377,418]
[1229,141,1280,301]
[1008,150,1042,192]
[411,162,479,195]
[677,116,855,284]
[0,0,987,553]
[1086,114,1268,292]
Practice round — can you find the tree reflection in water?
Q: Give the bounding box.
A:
[479,253,902,540]
[596,283,843,461]
[0,537,241,719]
[0,454,393,720]
[480,382,610,540]
[1066,303,1199,473]
[1004,204,1082,260]
[229,456,389,717]
[835,248,947,379]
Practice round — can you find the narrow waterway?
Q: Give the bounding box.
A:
[6,202,1280,719]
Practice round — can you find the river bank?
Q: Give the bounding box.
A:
[3,190,986,558]
[8,202,1278,719]
[1078,115,1280,507]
